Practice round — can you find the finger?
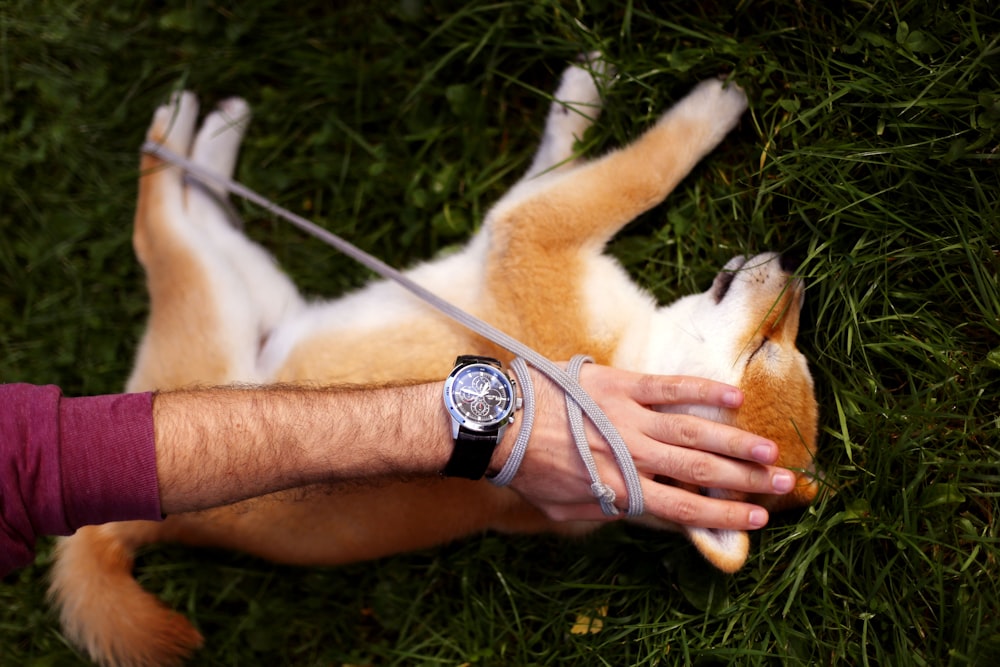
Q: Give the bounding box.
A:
[640,478,771,530]
[641,411,779,465]
[629,415,795,494]
[628,373,744,409]
[641,443,795,495]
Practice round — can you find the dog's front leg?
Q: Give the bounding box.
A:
[490,77,747,258]
[478,77,748,360]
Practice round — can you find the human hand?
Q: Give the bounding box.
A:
[498,364,796,529]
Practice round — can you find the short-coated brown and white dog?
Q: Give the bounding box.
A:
[49,57,819,666]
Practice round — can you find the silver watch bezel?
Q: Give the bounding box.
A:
[443,361,517,435]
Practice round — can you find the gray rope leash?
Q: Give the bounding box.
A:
[142,140,645,517]
[564,355,619,515]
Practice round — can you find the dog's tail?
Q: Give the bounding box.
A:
[48,523,203,667]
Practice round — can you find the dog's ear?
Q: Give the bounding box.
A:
[684,527,750,573]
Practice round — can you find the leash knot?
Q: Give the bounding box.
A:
[590,482,617,505]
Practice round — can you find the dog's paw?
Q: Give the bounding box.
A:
[535,53,611,158]
[552,52,613,120]
[148,90,199,152]
[190,97,251,178]
[523,53,615,178]
[672,77,749,136]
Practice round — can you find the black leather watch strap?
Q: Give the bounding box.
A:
[441,426,498,479]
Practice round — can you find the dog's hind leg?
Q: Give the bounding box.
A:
[127,92,303,392]
[51,93,308,667]
[185,98,304,341]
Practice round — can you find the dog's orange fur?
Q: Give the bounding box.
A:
[49,61,819,667]
[735,280,819,510]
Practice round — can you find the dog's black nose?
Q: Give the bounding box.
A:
[779,253,802,274]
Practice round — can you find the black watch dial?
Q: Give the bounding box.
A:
[445,363,514,430]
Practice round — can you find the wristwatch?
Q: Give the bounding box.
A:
[442,355,519,479]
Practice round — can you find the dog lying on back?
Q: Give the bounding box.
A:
[50,58,819,666]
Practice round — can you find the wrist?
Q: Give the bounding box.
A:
[487,415,518,477]
[485,359,536,485]
[390,382,455,476]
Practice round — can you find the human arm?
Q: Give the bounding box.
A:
[0,382,453,575]
[154,368,794,528]
[152,382,457,513]
[0,368,792,576]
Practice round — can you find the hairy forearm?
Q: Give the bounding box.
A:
[153,383,455,514]
[152,366,794,531]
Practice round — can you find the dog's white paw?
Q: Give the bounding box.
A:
[671,77,749,136]
[556,52,612,107]
[523,53,615,178]
[551,52,614,122]
[148,90,199,152]
[191,97,251,179]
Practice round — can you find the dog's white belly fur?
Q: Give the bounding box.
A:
[257,232,490,378]
[257,230,660,384]
[258,228,731,432]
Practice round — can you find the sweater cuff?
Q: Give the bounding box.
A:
[60,392,162,530]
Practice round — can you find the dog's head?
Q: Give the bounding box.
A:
[651,252,819,572]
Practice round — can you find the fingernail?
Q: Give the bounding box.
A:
[772,471,796,494]
[749,509,769,528]
[751,442,777,464]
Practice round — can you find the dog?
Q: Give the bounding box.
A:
[49,58,819,666]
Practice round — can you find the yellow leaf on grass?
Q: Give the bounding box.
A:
[570,605,608,635]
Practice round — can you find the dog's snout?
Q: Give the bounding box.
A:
[778,253,802,274]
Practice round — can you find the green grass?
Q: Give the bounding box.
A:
[2,0,999,664]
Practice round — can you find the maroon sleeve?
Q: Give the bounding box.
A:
[0,383,162,576]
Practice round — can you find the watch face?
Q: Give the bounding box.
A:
[444,362,515,431]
